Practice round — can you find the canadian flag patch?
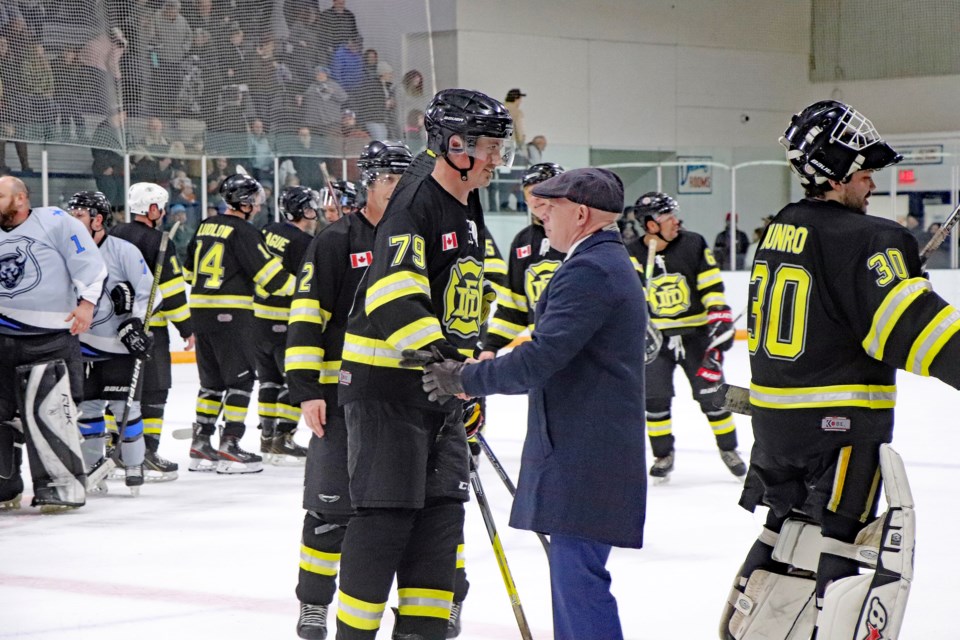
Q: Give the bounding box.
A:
[350,251,373,268]
[442,232,458,251]
[516,244,532,259]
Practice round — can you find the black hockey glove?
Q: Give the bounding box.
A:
[422,360,466,403]
[110,281,135,315]
[645,322,663,365]
[706,305,735,352]
[696,347,723,383]
[118,318,153,359]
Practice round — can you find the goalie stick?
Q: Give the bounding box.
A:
[715,205,960,417]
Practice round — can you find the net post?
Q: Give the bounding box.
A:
[41,148,49,207]
[201,154,208,221]
[730,165,738,270]
[274,155,280,223]
[124,153,131,222]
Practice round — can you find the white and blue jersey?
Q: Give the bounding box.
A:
[79,235,156,359]
[0,207,107,335]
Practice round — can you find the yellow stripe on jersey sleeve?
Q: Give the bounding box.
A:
[862,277,931,360]
[697,268,723,290]
[289,298,331,326]
[284,346,325,372]
[906,306,960,376]
[386,316,445,351]
[365,270,431,314]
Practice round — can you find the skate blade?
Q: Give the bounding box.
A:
[188,458,218,472]
[86,482,109,496]
[144,470,179,482]
[85,458,118,492]
[38,503,81,514]
[216,460,264,474]
[268,454,306,467]
[653,475,671,486]
[0,493,22,510]
[128,486,140,497]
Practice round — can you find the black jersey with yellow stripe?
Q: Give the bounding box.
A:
[486,222,565,352]
[183,214,296,331]
[110,220,193,337]
[627,230,726,335]
[339,176,488,410]
[254,221,312,324]
[748,198,960,455]
[286,212,376,408]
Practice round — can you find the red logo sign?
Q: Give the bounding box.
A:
[442,232,458,251]
[516,244,531,259]
[350,251,373,268]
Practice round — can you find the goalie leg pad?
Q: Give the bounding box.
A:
[723,570,817,640]
[0,421,24,506]
[16,360,86,508]
[816,444,913,640]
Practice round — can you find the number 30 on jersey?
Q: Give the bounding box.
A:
[748,261,812,360]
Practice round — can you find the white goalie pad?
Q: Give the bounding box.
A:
[725,570,818,640]
[817,444,914,640]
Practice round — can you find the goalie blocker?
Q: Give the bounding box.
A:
[720,444,914,640]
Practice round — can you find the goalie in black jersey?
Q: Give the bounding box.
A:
[627,192,745,481]
[720,101,960,640]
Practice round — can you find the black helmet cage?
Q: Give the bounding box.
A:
[281,186,321,221]
[634,191,679,227]
[424,89,514,180]
[67,190,113,228]
[780,100,902,186]
[319,180,358,212]
[521,162,565,188]
[358,140,413,186]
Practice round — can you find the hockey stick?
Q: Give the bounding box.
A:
[469,454,534,640]
[115,222,179,457]
[642,237,664,363]
[474,432,550,555]
[920,200,960,269]
[319,162,344,220]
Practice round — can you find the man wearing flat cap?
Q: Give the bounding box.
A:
[408,167,647,640]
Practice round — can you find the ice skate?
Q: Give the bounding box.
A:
[296,602,328,639]
[720,449,747,478]
[216,435,263,474]
[85,457,116,495]
[125,465,143,496]
[259,422,276,464]
[0,492,21,510]
[649,450,674,484]
[446,600,463,638]
[189,424,219,472]
[143,449,179,482]
[32,485,82,513]
[267,431,307,466]
[105,433,126,480]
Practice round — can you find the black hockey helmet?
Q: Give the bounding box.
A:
[357,140,413,185]
[780,100,902,186]
[424,88,515,179]
[280,185,321,221]
[635,191,678,227]
[67,190,112,225]
[219,173,264,213]
[319,180,358,213]
[521,162,565,188]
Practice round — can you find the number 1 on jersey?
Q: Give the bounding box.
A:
[194,241,225,289]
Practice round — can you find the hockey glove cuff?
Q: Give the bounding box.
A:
[696,347,724,383]
[422,360,466,403]
[645,322,663,365]
[706,305,735,352]
[110,281,135,316]
[399,344,466,369]
[118,318,153,359]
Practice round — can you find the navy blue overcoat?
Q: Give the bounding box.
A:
[462,230,647,548]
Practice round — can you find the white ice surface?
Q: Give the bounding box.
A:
[2,344,958,639]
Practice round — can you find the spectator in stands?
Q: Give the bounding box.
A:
[79,26,126,116]
[90,108,127,209]
[403,108,426,153]
[251,37,286,125]
[505,87,526,148]
[144,0,193,116]
[397,69,424,138]
[744,215,773,267]
[0,35,30,174]
[183,0,216,31]
[713,212,750,270]
[301,65,347,138]
[52,47,83,140]
[172,179,201,222]
[331,35,364,96]
[905,214,924,242]
[207,156,231,201]
[188,26,218,124]
[24,43,55,141]
[340,108,370,160]
[221,22,252,88]
[355,57,392,140]
[131,117,173,184]
[526,135,548,164]
[247,118,274,184]
[921,222,950,268]
[168,203,196,265]
[317,0,359,67]
[378,62,398,137]
[283,126,324,189]
[287,1,322,92]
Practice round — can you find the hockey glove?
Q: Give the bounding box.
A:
[645,322,663,365]
[110,281,135,316]
[463,398,485,438]
[118,318,153,359]
[706,305,735,352]
[422,360,466,403]
[696,347,724,383]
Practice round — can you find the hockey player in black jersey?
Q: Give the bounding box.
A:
[110,182,194,481]
[184,174,297,474]
[481,162,565,355]
[287,140,413,640]
[627,192,745,481]
[334,90,514,640]
[318,180,359,226]
[253,186,318,465]
[721,101,960,640]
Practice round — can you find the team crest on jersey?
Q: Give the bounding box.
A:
[0,237,41,297]
[443,256,483,338]
[524,260,562,307]
[648,273,691,317]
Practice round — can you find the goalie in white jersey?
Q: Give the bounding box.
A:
[67,191,157,495]
[0,176,107,512]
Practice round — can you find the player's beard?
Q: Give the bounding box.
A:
[0,203,17,229]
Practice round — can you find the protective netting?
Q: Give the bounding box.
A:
[811,0,960,82]
[0,0,436,216]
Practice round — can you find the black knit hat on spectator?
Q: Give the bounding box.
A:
[531,168,624,215]
[506,88,526,102]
